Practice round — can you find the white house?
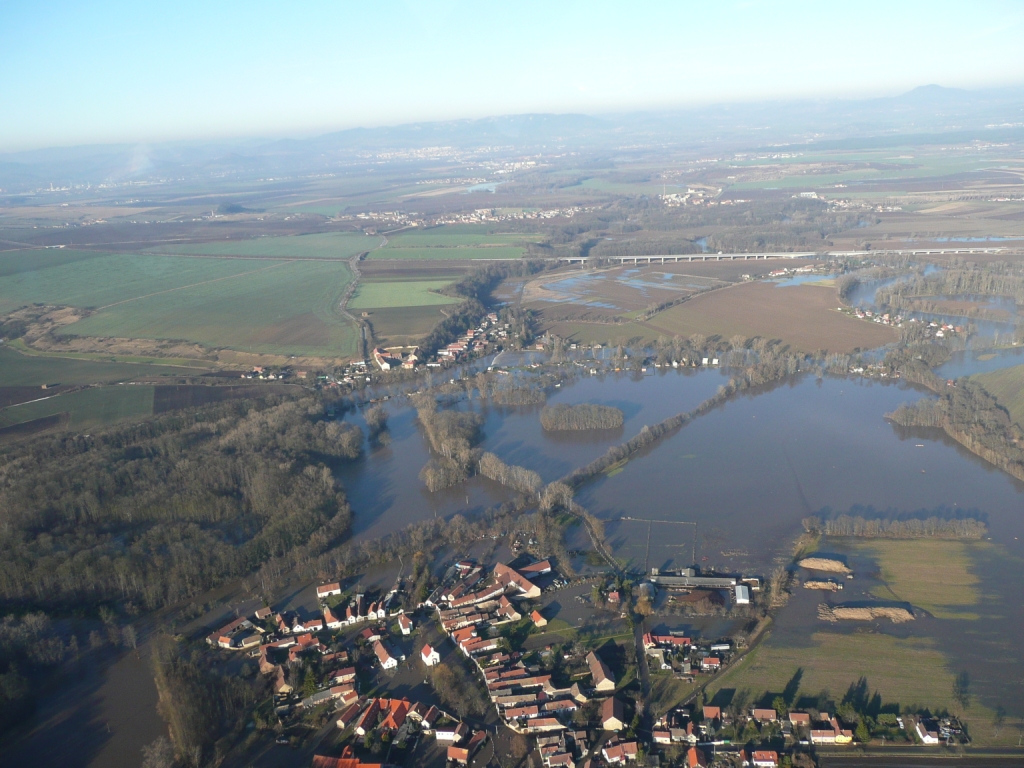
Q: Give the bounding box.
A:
[374,640,398,670]
[421,643,441,666]
[915,721,940,745]
[316,582,342,599]
[399,613,413,635]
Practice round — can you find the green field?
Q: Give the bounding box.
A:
[367,245,524,260]
[0,251,285,314]
[145,232,374,259]
[384,232,536,247]
[973,364,1024,427]
[349,280,460,309]
[0,385,154,429]
[0,346,208,386]
[0,248,108,278]
[363,306,450,345]
[708,631,979,720]
[860,539,984,620]
[0,250,359,357]
[69,259,358,357]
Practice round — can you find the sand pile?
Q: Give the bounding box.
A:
[804,580,842,591]
[818,604,914,623]
[798,557,852,574]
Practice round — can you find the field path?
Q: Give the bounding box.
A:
[337,236,384,359]
[93,261,288,311]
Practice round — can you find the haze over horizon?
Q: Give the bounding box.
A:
[4,0,1024,152]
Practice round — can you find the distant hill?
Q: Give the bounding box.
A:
[3,83,1024,191]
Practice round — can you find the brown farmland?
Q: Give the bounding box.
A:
[646,282,896,352]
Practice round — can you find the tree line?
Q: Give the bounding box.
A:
[413,393,483,492]
[887,379,1024,483]
[477,452,542,496]
[561,347,811,488]
[152,634,263,767]
[802,514,987,539]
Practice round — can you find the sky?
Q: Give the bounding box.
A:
[2,0,1024,151]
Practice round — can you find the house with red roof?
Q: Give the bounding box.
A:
[421,643,440,666]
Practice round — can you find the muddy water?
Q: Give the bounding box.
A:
[1,646,165,768]
[570,373,1024,715]
[339,368,729,541]
[340,365,1024,712]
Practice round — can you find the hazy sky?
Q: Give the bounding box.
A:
[3,0,1024,151]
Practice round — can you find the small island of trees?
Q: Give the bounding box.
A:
[540,403,624,431]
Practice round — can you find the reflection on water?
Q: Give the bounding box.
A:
[935,347,1024,378]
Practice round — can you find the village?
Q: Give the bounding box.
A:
[196,539,969,768]
[371,313,506,372]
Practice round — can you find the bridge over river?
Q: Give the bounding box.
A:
[556,246,1011,264]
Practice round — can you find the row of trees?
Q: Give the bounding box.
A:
[562,348,811,487]
[477,452,542,495]
[413,394,483,492]
[802,514,987,539]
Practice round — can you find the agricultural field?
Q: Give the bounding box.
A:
[646,282,896,353]
[0,346,208,386]
[705,631,1008,733]
[349,279,460,309]
[973,363,1024,427]
[145,231,373,259]
[69,259,358,357]
[0,250,360,358]
[367,245,524,260]
[363,306,453,347]
[605,518,696,571]
[0,251,287,314]
[383,232,537,247]
[859,539,985,620]
[0,385,155,430]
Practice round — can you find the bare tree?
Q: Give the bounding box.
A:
[141,736,175,768]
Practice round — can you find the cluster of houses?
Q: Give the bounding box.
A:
[316,696,487,768]
[437,313,505,361]
[205,581,419,719]
[642,633,735,679]
[429,205,592,226]
[426,558,615,766]
[845,307,964,339]
[372,347,419,371]
[905,317,963,338]
[239,365,299,380]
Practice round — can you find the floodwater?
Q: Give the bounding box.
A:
[935,346,1024,378]
[339,366,730,541]
[0,646,165,768]
[341,365,1024,715]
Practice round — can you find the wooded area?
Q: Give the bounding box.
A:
[540,403,624,431]
[0,395,362,612]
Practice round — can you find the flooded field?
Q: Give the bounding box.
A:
[341,363,1024,719]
